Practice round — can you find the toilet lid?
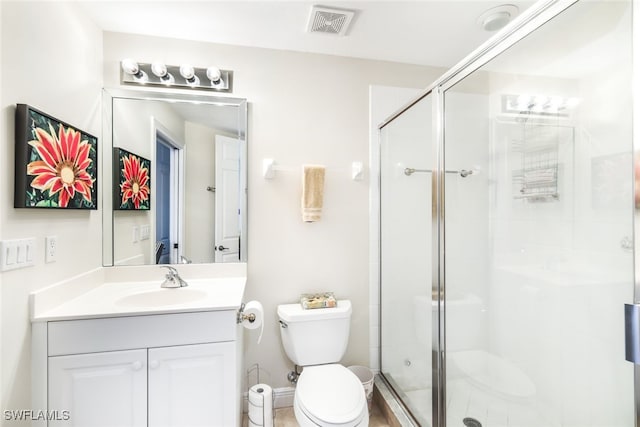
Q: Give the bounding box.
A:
[296,365,366,425]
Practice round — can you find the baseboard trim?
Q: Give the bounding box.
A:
[242,386,296,413]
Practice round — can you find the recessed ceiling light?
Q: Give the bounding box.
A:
[477,4,519,32]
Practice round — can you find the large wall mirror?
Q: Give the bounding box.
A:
[102,89,247,266]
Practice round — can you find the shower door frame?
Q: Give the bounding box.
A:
[377,0,639,426]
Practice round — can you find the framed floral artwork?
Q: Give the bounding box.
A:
[14,104,98,209]
[113,147,151,210]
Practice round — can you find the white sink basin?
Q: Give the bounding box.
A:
[115,288,208,307]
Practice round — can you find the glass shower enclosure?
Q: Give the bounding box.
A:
[379,0,635,426]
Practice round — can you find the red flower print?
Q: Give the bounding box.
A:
[120,154,150,209]
[27,123,95,208]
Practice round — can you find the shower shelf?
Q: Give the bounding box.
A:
[511,123,561,202]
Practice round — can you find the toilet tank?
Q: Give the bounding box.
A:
[277,300,352,366]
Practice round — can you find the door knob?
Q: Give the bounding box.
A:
[216,245,229,251]
[131,361,143,371]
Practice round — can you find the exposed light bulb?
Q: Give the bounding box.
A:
[547,96,563,113]
[151,62,174,84]
[179,64,197,84]
[151,62,167,78]
[516,94,531,110]
[534,95,548,107]
[121,59,143,79]
[206,66,222,84]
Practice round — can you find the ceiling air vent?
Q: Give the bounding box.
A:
[307,5,356,36]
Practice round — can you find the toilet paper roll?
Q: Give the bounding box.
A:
[248,383,273,427]
[242,300,264,344]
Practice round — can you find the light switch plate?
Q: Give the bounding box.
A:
[1,238,36,271]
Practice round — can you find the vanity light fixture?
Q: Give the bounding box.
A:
[502,93,580,117]
[120,60,233,92]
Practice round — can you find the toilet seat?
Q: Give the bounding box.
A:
[295,364,368,426]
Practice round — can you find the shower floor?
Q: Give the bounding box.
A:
[402,379,558,427]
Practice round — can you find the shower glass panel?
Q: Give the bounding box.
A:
[380,94,433,425]
[443,1,633,426]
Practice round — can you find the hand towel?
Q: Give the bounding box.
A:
[301,164,326,222]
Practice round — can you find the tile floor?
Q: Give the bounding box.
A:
[242,403,391,426]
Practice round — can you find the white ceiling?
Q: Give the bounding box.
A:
[85,1,542,134]
[77,0,537,68]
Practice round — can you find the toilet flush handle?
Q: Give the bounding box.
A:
[279,320,288,328]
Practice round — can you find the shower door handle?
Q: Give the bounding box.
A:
[625,304,640,364]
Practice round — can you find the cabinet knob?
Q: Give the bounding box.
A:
[131,361,143,371]
[149,360,160,369]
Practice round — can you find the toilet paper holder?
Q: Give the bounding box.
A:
[237,302,257,324]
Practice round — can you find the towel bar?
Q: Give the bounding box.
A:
[262,158,364,181]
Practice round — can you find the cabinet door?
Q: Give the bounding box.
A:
[48,349,147,427]
[148,342,236,427]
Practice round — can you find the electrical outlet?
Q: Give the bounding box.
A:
[45,236,57,263]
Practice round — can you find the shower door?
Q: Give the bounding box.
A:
[380,94,434,425]
[442,0,634,426]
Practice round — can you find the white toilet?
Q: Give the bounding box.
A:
[277,300,369,427]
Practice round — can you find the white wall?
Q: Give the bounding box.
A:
[0,0,103,413]
[103,31,442,388]
[184,121,218,264]
[0,0,4,413]
[111,98,185,265]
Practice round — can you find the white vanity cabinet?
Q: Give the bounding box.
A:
[48,349,148,426]
[148,342,236,426]
[33,310,242,427]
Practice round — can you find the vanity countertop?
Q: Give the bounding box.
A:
[30,264,247,322]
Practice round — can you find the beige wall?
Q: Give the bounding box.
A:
[103,31,442,388]
[0,1,104,413]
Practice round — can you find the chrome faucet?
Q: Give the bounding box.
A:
[160,266,188,288]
